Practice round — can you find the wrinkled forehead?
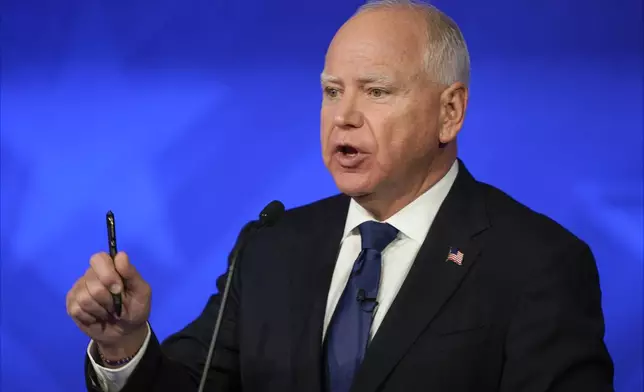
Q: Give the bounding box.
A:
[323,9,427,82]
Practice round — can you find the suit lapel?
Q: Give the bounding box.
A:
[287,194,350,392]
[351,161,490,392]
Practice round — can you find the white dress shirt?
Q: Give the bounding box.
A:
[89,161,459,392]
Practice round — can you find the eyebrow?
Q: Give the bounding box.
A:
[357,74,395,85]
[320,73,340,84]
[320,72,395,86]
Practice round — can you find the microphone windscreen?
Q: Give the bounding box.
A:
[258,200,285,226]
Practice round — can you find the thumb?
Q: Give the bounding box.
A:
[114,251,145,292]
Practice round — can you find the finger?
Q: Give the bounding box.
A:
[85,268,115,314]
[66,277,84,312]
[68,302,98,326]
[114,252,144,291]
[89,252,123,295]
[76,286,111,321]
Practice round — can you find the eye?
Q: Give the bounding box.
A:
[324,86,341,99]
[368,88,388,98]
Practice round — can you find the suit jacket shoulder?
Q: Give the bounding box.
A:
[277,194,349,229]
[476,179,592,261]
[245,193,350,252]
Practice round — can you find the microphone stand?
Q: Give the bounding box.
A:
[196,201,284,392]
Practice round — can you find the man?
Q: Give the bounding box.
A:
[66,1,615,391]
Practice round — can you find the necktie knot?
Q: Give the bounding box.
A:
[358,221,398,253]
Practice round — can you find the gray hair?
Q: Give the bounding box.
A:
[355,0,470,87]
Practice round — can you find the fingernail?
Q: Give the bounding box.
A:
[110,284,122,294]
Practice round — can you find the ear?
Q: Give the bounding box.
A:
[438,82,468,144]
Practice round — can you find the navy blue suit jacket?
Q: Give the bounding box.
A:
[86,160,614,391]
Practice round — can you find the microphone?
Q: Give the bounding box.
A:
[258,200,285,226]
[356,288,378,312]
[197,200,285,392]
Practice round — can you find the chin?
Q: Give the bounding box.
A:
[331,171,375,197]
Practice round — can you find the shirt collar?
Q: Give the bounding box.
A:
[342,160,459,244]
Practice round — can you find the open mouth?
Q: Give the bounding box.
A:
[333,143,366,168]
[337,144,359,156]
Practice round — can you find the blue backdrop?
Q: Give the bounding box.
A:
[1,0,642,391]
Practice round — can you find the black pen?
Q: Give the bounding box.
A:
[106,211,122,317]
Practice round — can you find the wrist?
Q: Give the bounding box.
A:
[96,325,147,366]
[97,347,137,368]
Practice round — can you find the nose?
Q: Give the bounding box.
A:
[333,94,364,129]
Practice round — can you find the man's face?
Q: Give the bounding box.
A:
[321,9,444,199]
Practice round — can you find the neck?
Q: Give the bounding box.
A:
[355,155,456,221]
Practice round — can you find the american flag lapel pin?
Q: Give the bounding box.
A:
[446,247,464,266]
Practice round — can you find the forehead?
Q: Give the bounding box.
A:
[323,9,426,81]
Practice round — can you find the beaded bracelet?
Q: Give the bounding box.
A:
[97,347,136,367]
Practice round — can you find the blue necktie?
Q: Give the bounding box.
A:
[325,221,399,392]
